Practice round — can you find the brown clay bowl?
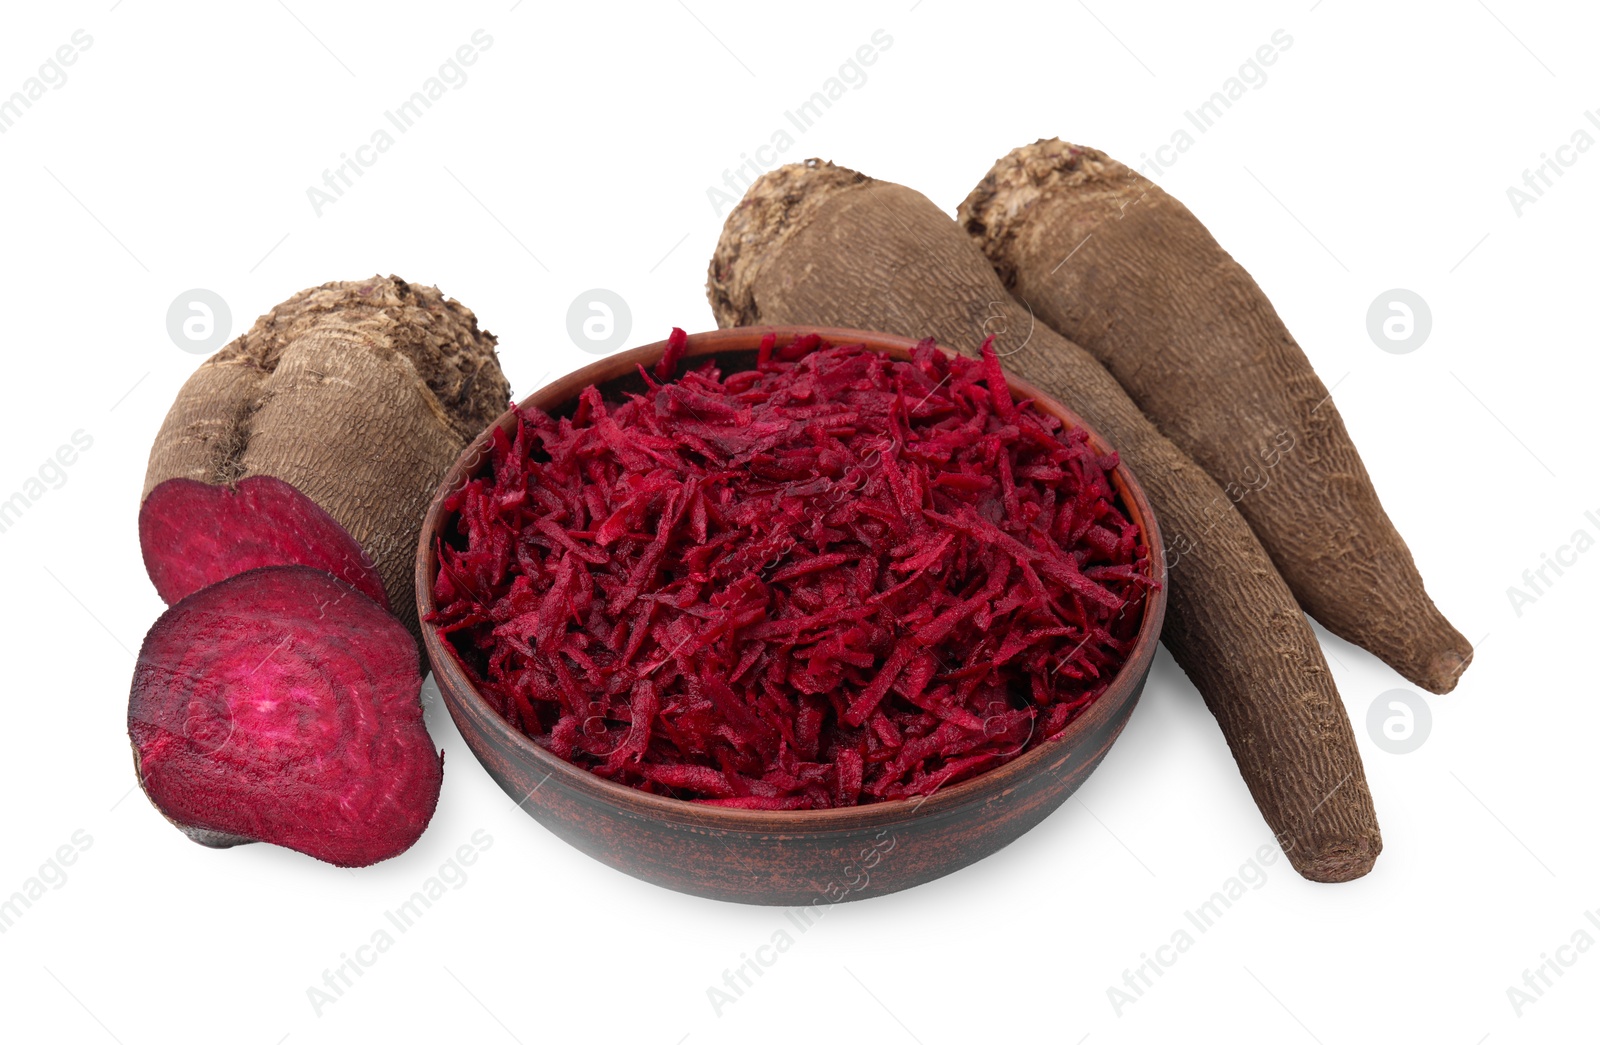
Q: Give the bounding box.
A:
[415,327,1167,905]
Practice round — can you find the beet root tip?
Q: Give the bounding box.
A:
[1422,645,1473,695]
[1288,834,1382,884]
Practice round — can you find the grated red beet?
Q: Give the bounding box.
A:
[129,565,441,866]
[140,475,389,610]
[429,333,1151,807]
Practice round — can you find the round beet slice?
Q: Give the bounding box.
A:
[139,475,389,609]
[128,566,442,867]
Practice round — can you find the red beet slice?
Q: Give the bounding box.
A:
[129,565,442,867]
[140,475,390,610]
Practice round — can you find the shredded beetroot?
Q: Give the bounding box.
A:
[429,332,1152,807]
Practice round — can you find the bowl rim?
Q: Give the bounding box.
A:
[415,326,1167,831]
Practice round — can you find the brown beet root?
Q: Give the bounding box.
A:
[141,275,510,641]
[959,140,1471,693]
[128,566,442,867]
[707,160,1381,882]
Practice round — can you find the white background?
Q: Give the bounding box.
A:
[1,1,1595,1042]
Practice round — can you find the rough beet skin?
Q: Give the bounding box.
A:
[140,275,511,643]
[129,566,443,867]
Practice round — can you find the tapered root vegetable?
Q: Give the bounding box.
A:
[128,566,443,867]
[959,139,1471,694]
[141,275,511,640]
[709,160,1381,882]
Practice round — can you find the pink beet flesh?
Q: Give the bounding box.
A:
[128,566,442,867]
[140,475,389,609]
